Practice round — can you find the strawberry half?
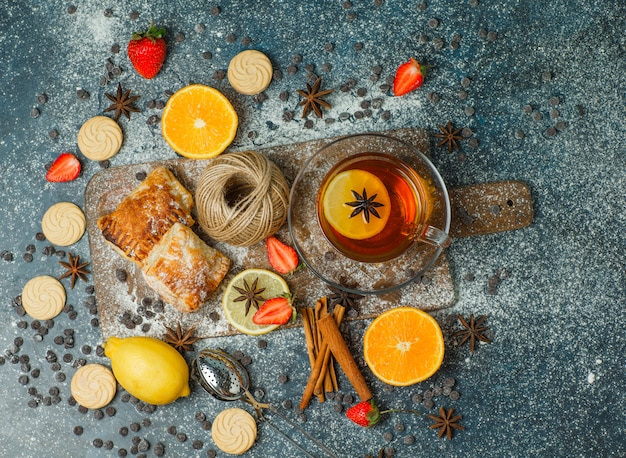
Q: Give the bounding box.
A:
[127,21,167,79]
[46,153,81,182]
[346,399,381,428]
[252,297,294,325]
[266,236,300,275]
[393,58,425,96]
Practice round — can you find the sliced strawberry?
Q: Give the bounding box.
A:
[393,58,425,96]
[266,236,299,275]
[46,153,81,182]
[252,297,294,325]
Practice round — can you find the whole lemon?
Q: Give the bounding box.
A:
[104,336,191,405]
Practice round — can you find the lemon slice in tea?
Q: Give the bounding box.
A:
[321,169,391,240]
[222,268,290,336]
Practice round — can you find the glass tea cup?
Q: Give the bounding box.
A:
[288,133,451,294]
[316,151,450,263]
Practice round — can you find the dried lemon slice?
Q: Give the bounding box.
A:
[222,269,289,336]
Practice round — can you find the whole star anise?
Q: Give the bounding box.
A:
[433,121,463,152]
[428,407,464,440]
[453,313,492,353]
[346,188,385,223]
[163,323,201,353]
[327,285,364,310]
[58,253,90,289]
[233,277,266,316]
[105,83,140,121]
[296,77,333,118]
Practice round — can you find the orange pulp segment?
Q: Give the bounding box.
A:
[161,84,238,159]
[321,169,390,240]
[364,307,444,386]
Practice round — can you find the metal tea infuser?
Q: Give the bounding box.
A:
[192,347,338,458]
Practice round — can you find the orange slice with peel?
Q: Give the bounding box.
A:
[364,307,444,386]
[321,169,390,240]
[161,84,238,159]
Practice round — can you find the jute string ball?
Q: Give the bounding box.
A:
[195,150,290,247]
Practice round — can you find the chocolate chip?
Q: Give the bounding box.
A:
[403,434,416,444]
[192,440,203,450]
[546,127,557,137]
[428,18,439,28]
[225,33,236,43]
[30,108,40,118]
[23,253,33,263]
[202,51,213,60]
[277,374,289,384]
[175,32,185,43]
[67,5,77,14]
[210,5,221,15]
[353,42,364,51]
[73,425,84,435]
[176,432,187,442]
[422,399,434,409]
[487,31,498,41]
[35,232,46,241]
[542,71,553,81]
[449,390,460,400]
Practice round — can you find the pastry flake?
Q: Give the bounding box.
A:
[97,167,194,264]
[141,222,230,313]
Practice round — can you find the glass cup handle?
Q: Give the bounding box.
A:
[416,225,451,248]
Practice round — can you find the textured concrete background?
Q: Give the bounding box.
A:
[0,1,625,457]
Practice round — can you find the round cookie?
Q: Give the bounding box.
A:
[41,202,86,246]
[77,115,123,161]
[21,275,66,320]
[71,364,117,409]
[228,50,273,95]
[212,408,257,455]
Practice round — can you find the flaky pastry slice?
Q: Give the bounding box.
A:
[141,223,230,313]
[97,167,194,264]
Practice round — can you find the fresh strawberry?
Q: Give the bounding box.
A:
[393,58,425,96]
[252,297,294,325]
[266,236,300,275]
[127,21,167,79]
[346,399,381,428]
[46,153,81,182]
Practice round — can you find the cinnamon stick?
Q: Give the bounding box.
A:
[301,308,317,370]
[300,338,329,409]
[317,313,372,402]
[314,305,345,396]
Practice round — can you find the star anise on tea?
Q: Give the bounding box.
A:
[428,407,464,440]
[453,313,491,353]
[346,188,385,223]
[433,121,463,152]
[296,77,333,118]
[58,253,90,289]
[233,277,266,315]
[327,285,364,310]
[163,322,201,353]
[104,83,140,121]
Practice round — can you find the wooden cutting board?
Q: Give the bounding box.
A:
[84,128,532,340]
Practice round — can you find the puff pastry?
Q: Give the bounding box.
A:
[141,223,230,313]
[97,167,194,264]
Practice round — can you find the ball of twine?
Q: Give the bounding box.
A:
[195,150,290,247]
